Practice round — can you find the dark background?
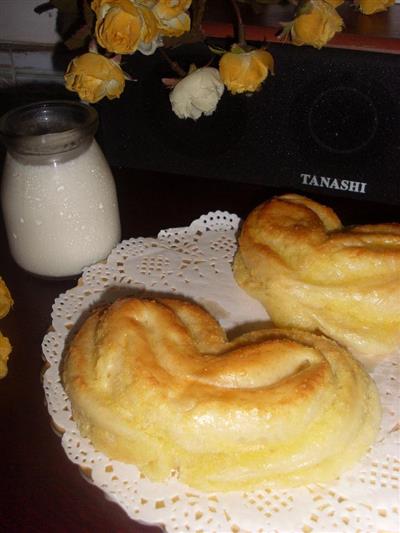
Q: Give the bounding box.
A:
[1,37,400,205]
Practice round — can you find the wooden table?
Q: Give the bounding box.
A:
[1,167,399,532]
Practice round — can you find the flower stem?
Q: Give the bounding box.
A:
[230,0,246,48]
[159,48,187,78]
[192,0,208,32]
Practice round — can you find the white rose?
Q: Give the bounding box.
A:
[169,67,225,120]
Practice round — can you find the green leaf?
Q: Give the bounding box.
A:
[230,44,245,54]
[208,44,227,56]
[49,0,92,40]
[34,3,54,15]
[277,21,293,41]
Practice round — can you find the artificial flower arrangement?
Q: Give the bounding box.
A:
[35,0,395,120]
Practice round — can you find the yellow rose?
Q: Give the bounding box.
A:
[64,52,125,103]
[219,47,274,95]
[325,0,344,6]
[140,4,160,44]
[92,0,159,54]
[358,0,394,14]
[91,0,102,11]
[291,0,344,49]
[152,0,192,37]
[153,0,191,20]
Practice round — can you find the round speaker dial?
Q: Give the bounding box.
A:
[308,86,378,154]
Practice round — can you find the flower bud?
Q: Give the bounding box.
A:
[64,52,125,103]
[169,67,224,120]
[291,0,344,49]
[153,0,192,37]
[219,47,274,95]
[358,0,395,14]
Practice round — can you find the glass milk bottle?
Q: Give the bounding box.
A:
[0,100,121,278]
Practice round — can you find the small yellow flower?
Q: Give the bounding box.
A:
[153,0,192,37]
[140,4,161,44]
[92,0,159,54]
[153,0,192,20]
[219,47,274,95]
[358,0,394,14]
[64,52,126,103]
[291,0,344,49]
[325,0,344,6]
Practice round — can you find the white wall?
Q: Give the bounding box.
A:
[0,0,59,45]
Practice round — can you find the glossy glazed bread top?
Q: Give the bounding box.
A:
[62,297,380,491]
[234,194,400,364]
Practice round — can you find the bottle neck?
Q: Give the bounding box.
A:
[0,100,99,165]
[7,137,94,166]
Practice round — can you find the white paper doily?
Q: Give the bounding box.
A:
[42,211,400,533]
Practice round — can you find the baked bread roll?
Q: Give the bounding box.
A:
[63,297,380,491]
[234,194,400,365]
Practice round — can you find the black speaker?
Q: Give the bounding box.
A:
[97,41,400,204]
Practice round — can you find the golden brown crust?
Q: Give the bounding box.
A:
[63,296,380,491]
[234,194,400,363]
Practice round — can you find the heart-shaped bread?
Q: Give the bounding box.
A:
[62,297,380,491]
[234,194,400,365]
